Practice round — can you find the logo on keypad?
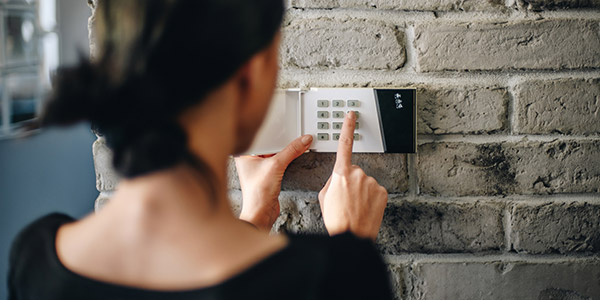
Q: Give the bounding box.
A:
[394,93,403,109]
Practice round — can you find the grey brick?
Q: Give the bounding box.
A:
[94,192,110,211]
[507,0,600,10]
[232,190,505,254]
[415,20,600,72]
[88,0,98,59]
[510,199,600,254]
[377,197,505,253]
[227,190,243,217]
[291,0,505,11]
[273,192,327,234]
[229,190,326,234]
[418,140,600,196]
[511,140,600,195]
[386,263,406,300]
[410,258,600,299]
[418,85,508,134]
[281,18,405,70]
[92,138,120,192]
[515,78,600,135]
[229,153,408,193]
[226,157,239,190]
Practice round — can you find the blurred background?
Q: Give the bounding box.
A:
[0,0,96,298]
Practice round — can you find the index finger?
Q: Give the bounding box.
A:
[334,111,357,170]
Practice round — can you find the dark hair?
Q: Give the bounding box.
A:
[42,0,284,178]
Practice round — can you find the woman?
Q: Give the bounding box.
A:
[8,0,391,299]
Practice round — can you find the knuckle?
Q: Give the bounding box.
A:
[379,185,388,193]
[350,168,366,179]
[379,187,388,198]
[366,176,377,184]
[338,135,353,146]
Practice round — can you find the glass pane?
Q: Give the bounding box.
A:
[6,73,39,126]
[0,0,36,4]
[4,9,38,67]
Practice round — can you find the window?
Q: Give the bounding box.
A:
[0,0,57,138]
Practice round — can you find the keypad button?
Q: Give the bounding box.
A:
[354,133,360,140]
[318,122,329,130]
[317,100,329,107]
[332,100,344,107]
[350,111,359,119]
[355,122,359,129]
[333,111,344,118]
[317,133,329,141]
[348,100,360,107]
[333,122,343,130]
[333,133,341,141]
[318,111,329,118]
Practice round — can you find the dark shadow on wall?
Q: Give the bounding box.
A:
[0,123,97,299]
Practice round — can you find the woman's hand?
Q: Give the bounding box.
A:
[235,135,313,231]
[318,111,388,241]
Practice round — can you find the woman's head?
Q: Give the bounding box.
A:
[42,0,284,178]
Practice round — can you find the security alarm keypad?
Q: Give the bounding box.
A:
[245,88,416,155]
[316,101,359,141]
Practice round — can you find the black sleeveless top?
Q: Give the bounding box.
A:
[8,213,393,300]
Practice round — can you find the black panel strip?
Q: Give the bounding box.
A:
[375,89,416,153]
[373,89,387,152]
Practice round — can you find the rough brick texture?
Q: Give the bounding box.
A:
[418,140,600,196]
[377,197,505,253]
[230,153,408,193]
[281,18,405,70]
[90,1,600,299]
[229,191,327,234]
[92,138,120,192]
[417,85,508,134]
[291,0,506,10]
[409,258,600,299]
[507,0,600,10]
[292,0,600,10]
[415,20,600,72]
[515,78,600,135]
[510,200,600,254]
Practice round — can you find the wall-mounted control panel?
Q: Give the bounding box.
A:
[245,88,416,155]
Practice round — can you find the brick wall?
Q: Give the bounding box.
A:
[90,1,600,299]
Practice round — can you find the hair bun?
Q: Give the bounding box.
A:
[41,60,104,126]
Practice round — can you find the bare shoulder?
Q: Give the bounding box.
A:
[55,213,289,292]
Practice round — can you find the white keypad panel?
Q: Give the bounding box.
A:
[302,88,384,153]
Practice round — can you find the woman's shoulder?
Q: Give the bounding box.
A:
[10,213,75,271]
[12,213,74,248]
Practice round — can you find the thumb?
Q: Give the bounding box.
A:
[273,134,313,167]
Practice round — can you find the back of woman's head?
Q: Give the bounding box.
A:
[42,0,284,178]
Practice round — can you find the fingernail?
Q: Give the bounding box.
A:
[347,111,356,120]
[301,135,313,145]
